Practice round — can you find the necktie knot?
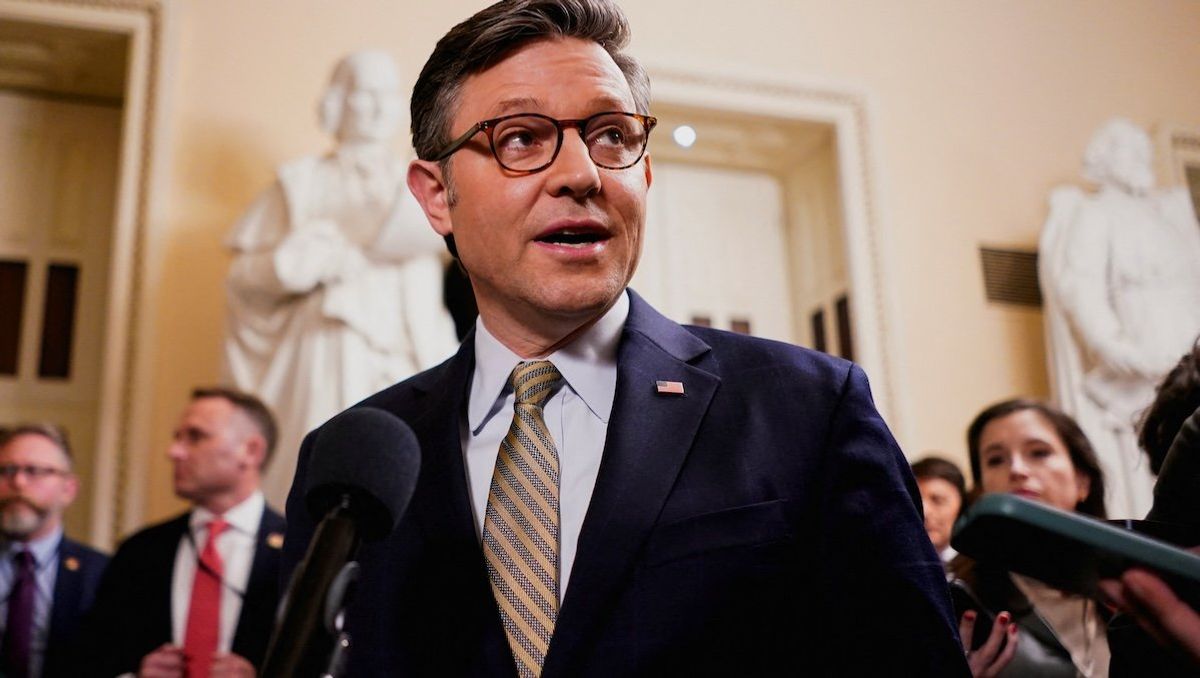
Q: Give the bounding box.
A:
[511,360,562,408]
[207,517,229,542]
[11,549,33,570]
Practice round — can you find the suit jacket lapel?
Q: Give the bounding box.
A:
[232,508,285,659]
[48,539,82,642]
[407,332,479,560]
[544,292,719,676]
[406,333,516,671]
[158,515,191,647]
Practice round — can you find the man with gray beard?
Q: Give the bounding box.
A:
[0,424,107,678]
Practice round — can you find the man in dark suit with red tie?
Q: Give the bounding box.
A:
[283,0,970,675]
[81,387,285,678]
[0,423,107,678]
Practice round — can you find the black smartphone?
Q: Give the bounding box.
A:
[948,580,995,650]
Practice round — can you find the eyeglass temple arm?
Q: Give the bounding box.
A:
[433,122,486,162]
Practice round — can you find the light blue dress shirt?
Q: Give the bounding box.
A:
[464,291,628,600]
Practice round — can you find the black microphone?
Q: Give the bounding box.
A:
[261,407,420,678]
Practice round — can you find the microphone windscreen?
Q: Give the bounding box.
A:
[305,407,420,540]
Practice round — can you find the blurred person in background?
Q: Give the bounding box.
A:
[952,398,1110,677]
[0,424,107,678]
[81,388,285,678]
[912,456,968,564]
[1103,338,1200,676]
[910,455,1018,676]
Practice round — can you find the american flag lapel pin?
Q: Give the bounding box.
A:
[655,380,685,395]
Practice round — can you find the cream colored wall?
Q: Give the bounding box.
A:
[138,0,1200,523]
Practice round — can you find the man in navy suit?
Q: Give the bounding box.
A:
[283,1,969,675]
[0,424,107,678]
[82,388,285,678]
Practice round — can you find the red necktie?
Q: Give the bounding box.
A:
[184,517,228,678]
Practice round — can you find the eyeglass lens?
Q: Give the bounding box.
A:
[491,114,649,171]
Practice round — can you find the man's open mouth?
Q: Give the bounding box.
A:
[536,228,609,247]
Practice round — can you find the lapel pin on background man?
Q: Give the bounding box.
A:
[0,424,107,678]
[80,388,286,678]
[283,0,970,675]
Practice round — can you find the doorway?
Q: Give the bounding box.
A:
[634,103,852,356]
[0,18,127,543]
[0,0,170,548]
[644,69,906,437]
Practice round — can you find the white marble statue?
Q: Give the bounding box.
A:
[224,50,458,507]
[1040,117,1200,518]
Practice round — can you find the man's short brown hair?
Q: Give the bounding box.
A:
[0,423,73,468]
[192,386,278,467]
[410,0,651,162]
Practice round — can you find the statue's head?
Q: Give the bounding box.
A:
[319,50,404,144]
[1082,117,1155,195]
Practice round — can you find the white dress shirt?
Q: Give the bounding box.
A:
[464,291,628,600]
[170,491,265,652]
[938,545,957,564]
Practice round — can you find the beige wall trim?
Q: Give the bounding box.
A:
[648,64,911,443]
[0,0,174,548]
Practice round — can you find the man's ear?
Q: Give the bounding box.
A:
[408,159,453,237]
[60,474,79,506]
[643,153,653,189]
[241,434,268,472]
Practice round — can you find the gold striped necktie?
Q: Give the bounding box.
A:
[482,360,564,678]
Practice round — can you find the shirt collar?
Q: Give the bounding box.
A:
[2,526,63,567]
[468,290,629,432]
[190,490,265,537]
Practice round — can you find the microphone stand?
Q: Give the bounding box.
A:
[262,495,361,678]
[320,559,360,678]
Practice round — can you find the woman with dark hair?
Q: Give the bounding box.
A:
[966,399,1107,520]
[952,398,1111,677]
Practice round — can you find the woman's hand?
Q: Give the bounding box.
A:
[959,609,1019,677]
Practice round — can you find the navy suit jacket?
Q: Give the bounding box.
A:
[283,291,968,676]
[79,506,286,677]
[40,537,108,678]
